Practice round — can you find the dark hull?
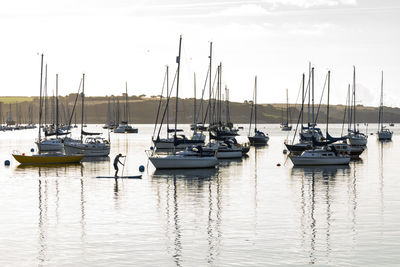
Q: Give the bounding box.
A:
[285,143,312,153]
[248,137,267,146]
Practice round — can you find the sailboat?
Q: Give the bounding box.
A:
[248,76,269,146]
[289,71,350,166]
[14,54,84,165]
[113,82,138,133]
[64,74,110,157]
[376,71,392,141]
[280,88,292,131]
[36,73,68,151]
[148,36,218,169]
[152,67,205,150]
[347,66,368,146]
[299,67,323,142]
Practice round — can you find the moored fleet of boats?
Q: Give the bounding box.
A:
[9,38,395,168]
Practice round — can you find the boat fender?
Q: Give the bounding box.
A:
[139,165,145,172]
[4,160,10,166]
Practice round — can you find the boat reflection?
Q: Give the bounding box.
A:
[38,179,48,264]
[291,165,350,177]
[152,167,222,265]
[218,158,243,167]
[15,163,83,177]
[292,164,352,264]
[80,156,110,162]
[153,168,218,180]
[81,156,110,177]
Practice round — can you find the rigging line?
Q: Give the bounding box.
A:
[313,72,328,126]
[155,68,178,140]
[194,66,210,128]
[248,80,255,136]
[341,85,350,137]
[203,66,219,125]
[291,77,307,145]
[210,67,220,125]
[67,78,83,130]
[152,68,168,140]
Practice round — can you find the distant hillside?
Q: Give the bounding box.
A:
[0,95,398,124]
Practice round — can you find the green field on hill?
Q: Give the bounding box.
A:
[0,97,34,104]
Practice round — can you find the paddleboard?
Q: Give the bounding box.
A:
[96,175,142,179]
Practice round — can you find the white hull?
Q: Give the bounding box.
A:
[64,143,110,157]
[289,156,350,166]
[215,150,243,159]
[154,140,204,149]
[36,139,63,151]
[149,155,218,169]
[204,141,243,159]
[113,124,138,133]
[347,137,367,146]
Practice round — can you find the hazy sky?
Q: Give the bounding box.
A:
[0,0,399,106]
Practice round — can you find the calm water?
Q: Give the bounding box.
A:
[0,124,399,266]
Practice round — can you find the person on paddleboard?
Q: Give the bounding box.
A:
[114,153,125,177]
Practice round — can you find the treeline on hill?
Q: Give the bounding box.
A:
[0,95,399,124]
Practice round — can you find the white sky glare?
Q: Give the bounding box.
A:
[0,0,399,107]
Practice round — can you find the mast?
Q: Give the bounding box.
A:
[38,54,44,142]
[254,76,257,133]
[174,35,182,140]
[44,64,48,127]
[286,88,289,125]
[311,67,315,127]
[219,63,222,125]
[166,65,169,138]
[342,84,350,136]
[353,66,356,132]
[308,62,311,126]
[125,81,128,123]
[56,74,59,134]
[208,42,212,142]
[301,73,305,128]
[326,70,331,139]
[379,71,384,131]
[193,73,196,125]
[81,73,85,142]
[225,86,229,125]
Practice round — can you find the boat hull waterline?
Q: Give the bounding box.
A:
[13,154,84,164]
[64,143,110,157]
[149,155,218,169]
[36,139,63,151]
[289,156,350,166]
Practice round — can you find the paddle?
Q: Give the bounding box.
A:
[121,156,127,177]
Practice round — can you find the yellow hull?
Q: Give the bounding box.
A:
[13,154,84,164]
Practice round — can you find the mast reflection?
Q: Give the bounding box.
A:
[38,179,48,265]
[293,165,350,264]
[152,168,219,266]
